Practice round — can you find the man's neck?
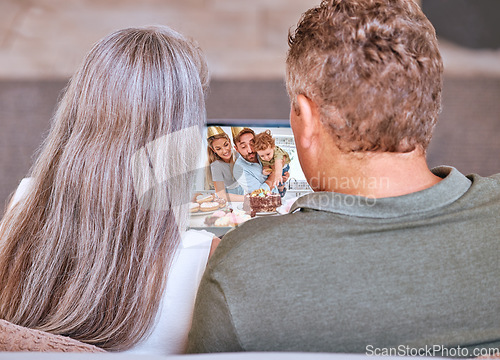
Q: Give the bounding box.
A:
[312,150,442,198]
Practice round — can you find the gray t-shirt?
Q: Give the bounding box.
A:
[210,160,239,190]
[187,167,500,356]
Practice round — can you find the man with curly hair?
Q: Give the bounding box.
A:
[187,0,500,354]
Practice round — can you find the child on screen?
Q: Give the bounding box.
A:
[254,130,290,197]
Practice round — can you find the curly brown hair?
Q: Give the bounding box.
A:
[253,130,275,152]
[286,0,443,153]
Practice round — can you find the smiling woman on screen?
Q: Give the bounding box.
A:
[206,126,245,202]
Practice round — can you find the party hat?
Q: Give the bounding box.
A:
[207,126,226,139]
[231,127,245,139]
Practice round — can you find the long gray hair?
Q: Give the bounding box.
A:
[0,25,208,351]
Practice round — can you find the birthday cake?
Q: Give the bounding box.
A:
[246,189,281,217]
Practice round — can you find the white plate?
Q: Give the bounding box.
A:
[254,211,278,216]
[190,206,225,216]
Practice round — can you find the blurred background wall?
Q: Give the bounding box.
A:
[0,0,499,210]
[0,0,320,79]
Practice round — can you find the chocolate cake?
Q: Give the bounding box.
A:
[247,189,281,217]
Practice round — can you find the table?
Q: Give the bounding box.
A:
[189,201,244,237]
[188,191,307,237]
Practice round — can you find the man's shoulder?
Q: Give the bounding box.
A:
[232,156,245,174]
[233,156,246,169]
[207,210,327,270]
[466,172,500,197]
[465,170,500,179]
[234,155,243,164]
[208,215,284,266]
[473,172,500,182]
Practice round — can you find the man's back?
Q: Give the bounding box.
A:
[187,168,500,354]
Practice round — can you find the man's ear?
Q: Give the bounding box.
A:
[295,94,320,149]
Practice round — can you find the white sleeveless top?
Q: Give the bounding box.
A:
[126,228,213,355]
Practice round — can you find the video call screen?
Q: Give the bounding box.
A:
[192,120,308,192]
[189,120,311,233]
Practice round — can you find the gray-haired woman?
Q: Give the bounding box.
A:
[0,25,218,354]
